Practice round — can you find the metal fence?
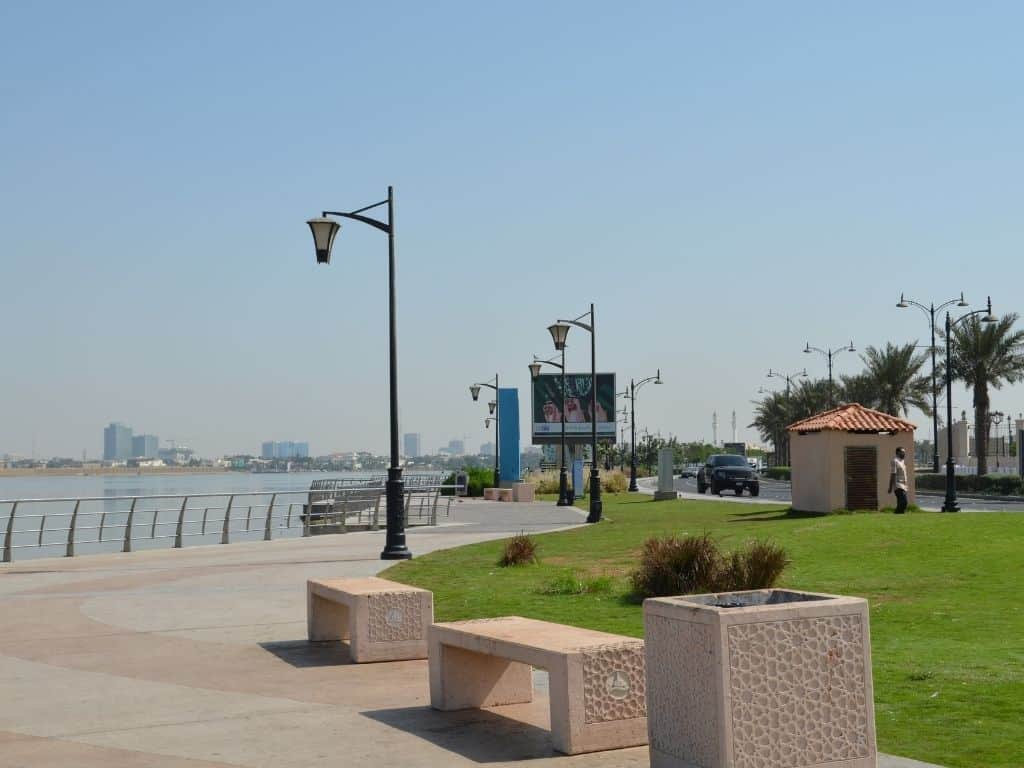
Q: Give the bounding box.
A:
[1,479,460,563]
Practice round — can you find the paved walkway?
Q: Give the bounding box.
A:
[0,498,942,767]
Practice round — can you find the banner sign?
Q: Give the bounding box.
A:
[531,372,616,444]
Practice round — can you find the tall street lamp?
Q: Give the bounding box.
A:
[991,411,1005,469]
[942,297,997,512]
[306,186,410,560]
[803,341,856,408]
[469,375,501,489]
[623,371,662,492]
[766,368,806,464]
[896,292,968,473]
[530,354,571,506]
[551,304,602,523]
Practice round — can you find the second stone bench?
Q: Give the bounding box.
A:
[428,616,647,754]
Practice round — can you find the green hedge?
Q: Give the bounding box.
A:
[915,473,1023,495]
[765,466,791,481]
[442,467,495,496]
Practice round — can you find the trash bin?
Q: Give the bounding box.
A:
[643,589,876,768]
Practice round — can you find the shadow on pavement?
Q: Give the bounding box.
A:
[362,704,558,762]
[259,639,354,667]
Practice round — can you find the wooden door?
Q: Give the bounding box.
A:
[845,446,878,510]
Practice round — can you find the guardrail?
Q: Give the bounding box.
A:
[1,480,460,563]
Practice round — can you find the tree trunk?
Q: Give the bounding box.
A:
[974,382,989,476]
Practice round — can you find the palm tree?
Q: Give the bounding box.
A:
[790,378,831,422]
[838,372,880,410]
[946,314,1024,475]
[859,342,932,417]
[750,391,792,465]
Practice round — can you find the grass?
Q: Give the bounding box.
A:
[382,494,1024,768]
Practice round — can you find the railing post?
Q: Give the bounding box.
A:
[221,495,234,544]
[286,503,293,529]
[371,493,381,531]
[99,511,107,542]
[264,493,276,541]
[150,507,159,539]
[66,500,80,557]
[431,489,440,526]
[123,498,137,553]
[174,496,188,548]
[302,498,311,537]
[3,502,18,563]
[38,514,47,547]
[202,508,208,535]
[246,505,252,532]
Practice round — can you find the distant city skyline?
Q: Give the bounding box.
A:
[5,4,1024,459]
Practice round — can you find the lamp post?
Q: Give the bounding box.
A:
[550,304,603,522]
[942,297,997,512]
[623,371,662,492]
[530,354,571,506]
[802,342,856,408]
[765,368,806,464]
[307,187,410,560]
[469,375,501,489]
[896,292,968,473]
[991,411,1004,469]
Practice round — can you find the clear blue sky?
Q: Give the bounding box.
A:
[3,1,1024,459]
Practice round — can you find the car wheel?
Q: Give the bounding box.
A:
[697,480,706,494]
[751,485,760,497]
[735,488,744,496]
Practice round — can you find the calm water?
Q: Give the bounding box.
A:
[0,471,439,563]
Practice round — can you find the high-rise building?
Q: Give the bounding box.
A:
[261,441,275,459]
[447,439,465,456]
[403,433,422,458]
[131,434,159,458]
[103,423,133,461]
[295,442,309,459]
[261,441,309,459]
[480,442,495,456]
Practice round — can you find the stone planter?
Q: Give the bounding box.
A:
[643,589,876,768]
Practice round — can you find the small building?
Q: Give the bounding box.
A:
[788,404,915,513]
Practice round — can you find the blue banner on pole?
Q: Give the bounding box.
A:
[498,388,520,485]
[572,459,584,500]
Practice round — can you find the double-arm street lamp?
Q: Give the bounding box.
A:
[622,371,662,492]
[766,367,807,397]
[530,354,572,506]
[469,375,501,489]
[549,304,602,523]
[896,292,968,473]
[803,342,856,408]
[942,297,997,512]
[306,186,409,560]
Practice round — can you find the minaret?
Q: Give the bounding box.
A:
[712,411,718,446]
[732,410,737,443]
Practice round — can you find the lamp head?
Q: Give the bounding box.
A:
[488,400,496,415]
[485,418,492,428]
[528,362,542,379]
[982,296,996,323]
[306,217,340,264]
[548,322,570,351]
[896,293,909,309]
[848,341,856,352]
[957,292,968,307]
[803,343,811,354]
[469,384,481,402]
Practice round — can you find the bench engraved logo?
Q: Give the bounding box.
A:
[606,670,630,699]
[385,607,404,627]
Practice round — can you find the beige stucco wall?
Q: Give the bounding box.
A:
[791,430,915,513]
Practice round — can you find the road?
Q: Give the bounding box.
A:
[670,476,1024,512]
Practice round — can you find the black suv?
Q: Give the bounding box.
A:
[697,454,760,497]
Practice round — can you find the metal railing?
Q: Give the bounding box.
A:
[1,478,461,563]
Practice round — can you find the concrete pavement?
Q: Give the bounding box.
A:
[0,497,943,767]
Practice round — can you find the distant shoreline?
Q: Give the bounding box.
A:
[0,466,232,478]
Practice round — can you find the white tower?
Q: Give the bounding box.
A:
[732,410,737,443]
[712,411,718,446]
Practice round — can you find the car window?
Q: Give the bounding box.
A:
[713,455,749,467]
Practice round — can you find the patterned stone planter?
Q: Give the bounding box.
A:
[643,589,876,768]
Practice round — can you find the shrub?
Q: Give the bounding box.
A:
[443,466,496,496]
[499,532,538,566]
[915,473,1023,495]
[601,469,629,493]
[765,466,791,481]
[529,470,562,494]
[629,533,789,598]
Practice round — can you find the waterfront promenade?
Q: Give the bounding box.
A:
[0,498,941,767]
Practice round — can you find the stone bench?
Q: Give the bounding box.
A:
[482,488,513,501]
[428,616,647,754]
[307,577,433,663]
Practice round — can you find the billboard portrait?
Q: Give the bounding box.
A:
[531,373,616,444]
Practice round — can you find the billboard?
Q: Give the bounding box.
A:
[531,372,616,444]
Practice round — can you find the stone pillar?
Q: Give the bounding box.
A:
[654,448,677,501]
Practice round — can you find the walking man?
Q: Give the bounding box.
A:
[888,446,908,514]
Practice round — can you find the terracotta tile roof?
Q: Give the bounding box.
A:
[787,403,916,433]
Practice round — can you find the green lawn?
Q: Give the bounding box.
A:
[382,494,1024,768]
